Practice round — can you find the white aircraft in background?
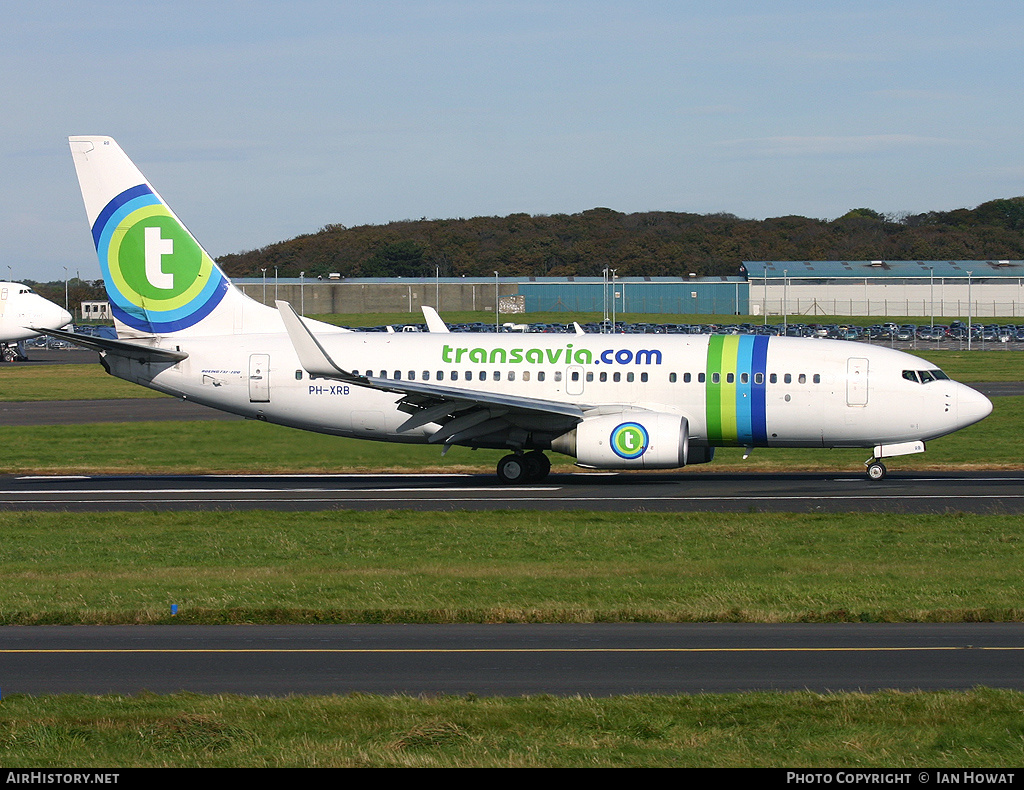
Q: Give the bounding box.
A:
[50,136,992,483]
[0,282,73,362]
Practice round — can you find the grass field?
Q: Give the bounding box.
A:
[0,393,1017,476]
[1,509,1022,625]
[2,689,1023,767]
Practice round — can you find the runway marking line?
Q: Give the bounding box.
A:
[1,646,1021,654]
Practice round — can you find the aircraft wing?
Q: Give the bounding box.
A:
[36,328,188,363]
[276,300,585,447]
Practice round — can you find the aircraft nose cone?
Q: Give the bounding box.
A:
[957,384,993,429]
[37,301,71,329]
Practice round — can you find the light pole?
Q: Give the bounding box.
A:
[261,268,267,304]
[494,272,499,333]
[783,269,788,334]
[300,272,305,315]
[610,269,617,332]
[63,266,69,311]
[929,267,934,331]
[762,265,767,325]
[967,270,973,351]
[602,267,609,332]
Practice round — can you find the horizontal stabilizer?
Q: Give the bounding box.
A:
[38,328,188,363]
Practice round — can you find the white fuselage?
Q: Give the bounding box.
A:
[102,329,992,455]
[0,283,72,343]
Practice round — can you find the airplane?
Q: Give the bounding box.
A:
[0,282,73,362]
[51,136,992,483]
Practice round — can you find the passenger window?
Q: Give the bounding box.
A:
[813,374,821,384]
[613,372,621,382]
[698,373,706,383]
[295,370,303,380]
[626,372,634,383]
[683,373,691,383]
[798,374,806,384]
[600,372,607,382]
[586,372,593,382]
[770,374,777,384]
[740,373,748,384]
[538,372,545,382]
[784,374,792,384]
[754,373,764,385]
[712,373,720,384]
[509,371,516,381]
[726,373,734,384]
[640,372,648,382]
[523,372,530,382]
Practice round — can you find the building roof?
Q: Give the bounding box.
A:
[744,260,1024,278]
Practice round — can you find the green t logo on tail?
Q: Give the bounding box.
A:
[93,185,228,333]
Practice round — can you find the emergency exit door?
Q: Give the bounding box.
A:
[847,357,868,406]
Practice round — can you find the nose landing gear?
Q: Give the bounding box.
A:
[865,459,887,481]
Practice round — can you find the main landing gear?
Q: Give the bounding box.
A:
[865,459,887,481]
[496,451,551,484]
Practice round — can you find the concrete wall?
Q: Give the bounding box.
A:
[753,279,1024,318]
[237,281,516,316]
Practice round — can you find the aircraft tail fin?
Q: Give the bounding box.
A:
[68,136,277,338]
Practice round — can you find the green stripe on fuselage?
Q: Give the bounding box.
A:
[706,335,740,445]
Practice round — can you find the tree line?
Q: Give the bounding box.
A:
[24,196,1024,314]
[216,197,1024,281]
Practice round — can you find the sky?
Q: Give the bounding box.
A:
[3,1,1024,282]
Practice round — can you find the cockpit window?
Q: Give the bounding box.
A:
[903,369,949,384]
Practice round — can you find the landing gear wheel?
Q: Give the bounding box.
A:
[866,461,887,481]
[523,451,551,482]
[497,454,528,485]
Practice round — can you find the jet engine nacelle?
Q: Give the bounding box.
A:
[552,412,711,469]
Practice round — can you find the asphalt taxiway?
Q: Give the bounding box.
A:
[2,470,1022,513]
[4,623,1024,696]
